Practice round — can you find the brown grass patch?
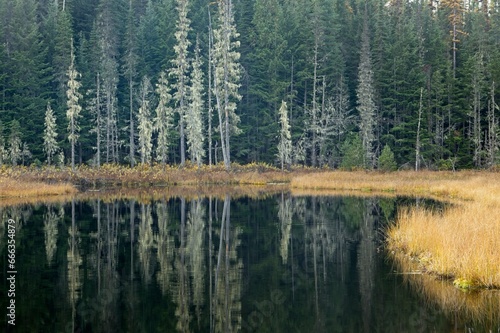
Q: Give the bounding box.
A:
[0,175,77,201]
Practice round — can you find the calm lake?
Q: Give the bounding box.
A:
[1,193,499,332]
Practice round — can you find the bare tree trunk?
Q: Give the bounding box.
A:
[416,88,423,171]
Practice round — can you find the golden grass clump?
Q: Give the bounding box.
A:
[0,176,77,200]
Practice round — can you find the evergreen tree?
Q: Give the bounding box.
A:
[137,75,153,164]
[52,9,74,110]
[0,121,6,166]
[212,0,242,170]
[170,0,192,166]
[155,71,174,165]
[123,0,139,167]
[95,0,121,164]
[44,103,59,165]
[3,0,50,161]
[277,101,292,170]
[186,38,205,166]
[8,119,22,166]
[66,39,82,171]
[378,144,397,171]
[356,10,377,169]
[340,133,364,170]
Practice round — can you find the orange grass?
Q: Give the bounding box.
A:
[0,163,294,188]
[0,176,77,200]
[292,170,500,288]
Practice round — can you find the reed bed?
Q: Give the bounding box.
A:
[0,176,77,199]
[0,163,293,188]
[293,170,500,288]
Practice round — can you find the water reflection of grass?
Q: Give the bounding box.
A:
[292,171,500,289]
[391,251,500,330]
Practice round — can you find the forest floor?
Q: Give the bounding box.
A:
[1,165,500,289]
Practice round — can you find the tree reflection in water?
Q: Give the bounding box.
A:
[0,193,498,332]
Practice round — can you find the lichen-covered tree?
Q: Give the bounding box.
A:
[123,0,139,167]
[0,121,6,166]
[212,0,242,170]
[277,100,292,170]
[486,82,499,167]
[8,120,22,166]
[186,38,205,166]
[66,39,82,171]
[170,0,192,166]
[137,75,153,164]
[43,103,59,165]
[155,71,174,165]
[356,12,377,169]
[96,0,120,163]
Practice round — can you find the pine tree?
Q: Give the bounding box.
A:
[155,71,174,165]
[212,0,242,170]
[186,38,205,166]
[44,103,59,165]
[170,0,192,166]
[277,101,292,170]
[137,75,153,164]
[356,11,377,169]
[66,39,82,171]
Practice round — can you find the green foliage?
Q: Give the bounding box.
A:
[378,144,397,172]
[340,134,364,170]
[0,0,499,169]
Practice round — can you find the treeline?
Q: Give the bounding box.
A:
[1,0,500,170]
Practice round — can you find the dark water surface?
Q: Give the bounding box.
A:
[1,194,499,332]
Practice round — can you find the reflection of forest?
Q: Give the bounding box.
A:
[276,195,379,332]
[1,195,498,332]
[79,195,243,332]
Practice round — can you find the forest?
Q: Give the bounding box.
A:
[1,0,500,170]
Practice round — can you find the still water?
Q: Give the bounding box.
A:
[0,193,499,332]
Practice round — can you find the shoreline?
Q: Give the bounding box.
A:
[1,166,499,289]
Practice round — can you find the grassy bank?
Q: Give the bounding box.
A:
[292,170,500,289]
[0,175,77,198]
[0,163,293,188]
[2,165,500,288]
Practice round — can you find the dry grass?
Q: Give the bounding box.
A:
[292,170,500,289]
[0,175,77,200]
[0,163,294,188]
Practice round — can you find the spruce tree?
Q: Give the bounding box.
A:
[212,0,242,170]
[170,0,192,166]
[277,101,292,170]
[378,144,397,171]
[8,120,22,166]
[66,39,82,171]
[186,38,205,166]
[356,11,377,169]
[155,72,174,165]
[0,121,5,166]
[137,76,153,164]
[44,103,59,166]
